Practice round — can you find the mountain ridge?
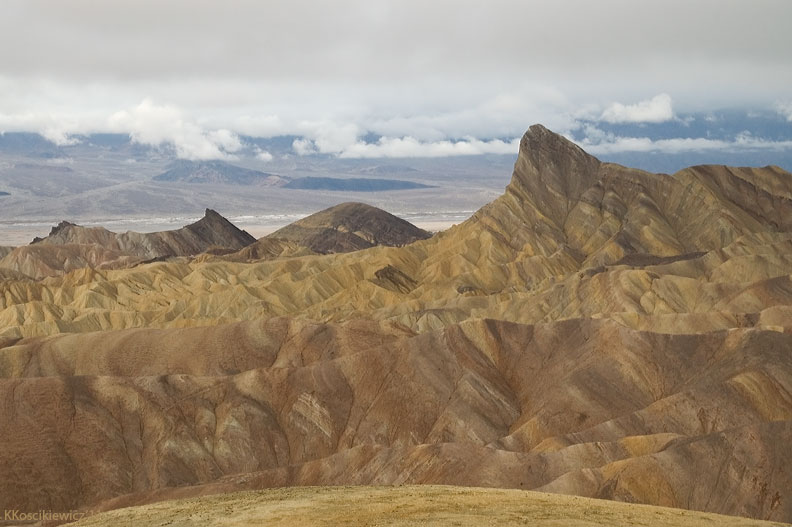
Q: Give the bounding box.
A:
[153,159,288,185]
[0,208,255,278]
[267,202,433,254]
[0,125,791,522]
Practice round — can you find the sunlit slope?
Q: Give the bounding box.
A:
[2,125,792,522]
[71,486,790,527]
[1,126,791,337]
[1,317,790,520]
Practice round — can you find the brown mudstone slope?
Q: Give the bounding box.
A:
[0,125,791,523]
[267,201,432,254]
[0,208,256,279]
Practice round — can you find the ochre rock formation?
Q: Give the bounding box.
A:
[1,125,791,523]
[267,201,432,254]
[0,209,256,279]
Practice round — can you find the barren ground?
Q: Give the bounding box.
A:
[71,486,789,527]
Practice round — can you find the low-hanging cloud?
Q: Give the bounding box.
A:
[0,111,82,146]
[255,148,273,162]
[293,136,521,159]
[600,94,674,124]
[579,126,792,155]
[777,101,792,122]
[292,138,318,155]
[108,99,242,160]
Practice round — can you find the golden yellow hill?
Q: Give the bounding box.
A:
[71,486,789,527]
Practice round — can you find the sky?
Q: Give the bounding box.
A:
[1,0,791,160]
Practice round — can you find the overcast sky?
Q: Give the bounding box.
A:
[1,0,791,159]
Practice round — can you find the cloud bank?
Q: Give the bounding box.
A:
[339,137,520,159]
[777,101,792,122]
[108,99,242,160]
[600,94,674,124]
[579,126,792,155]
[0,1,789,161]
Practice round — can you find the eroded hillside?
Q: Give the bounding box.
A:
[0,125,791,523]
[1,126,791,338]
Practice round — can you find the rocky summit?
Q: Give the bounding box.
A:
[0,208,256,279]
[0,125,791,524]
[267,201,433,254]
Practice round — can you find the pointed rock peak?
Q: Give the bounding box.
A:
[30,220,79,244]
[519,124,596,166]
[508,124,601,206]
[186,209,256,246]
[204,208,223,220]
[195,209,239,230]
[193,208,233,229]
[50,220,77,236]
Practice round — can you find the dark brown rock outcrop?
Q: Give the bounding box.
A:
[0,209,255,278]
[267,202,432,254]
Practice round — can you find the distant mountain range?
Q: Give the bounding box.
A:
[283,176,433,191]
[153,160,434,192]
[0,203,433,278]
[153,160,287,185]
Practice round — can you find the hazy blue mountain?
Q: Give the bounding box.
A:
[597,150,792,175]
[356,164,418,175]
[0,132,62,157]
[153,160,288,185]
[283,177,434,191]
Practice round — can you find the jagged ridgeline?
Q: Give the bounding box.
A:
[0,125,791,523]
[0,209,256,279]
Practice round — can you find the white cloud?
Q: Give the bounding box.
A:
[366,87,574,143]
[776,101,792,122]
[107,99,242,160]
[579,127,792,155]
[232,114,284,137]
[0,111,83,145]
[206,129,242,153]
[40,126,81,146]
[292,138,317,155]
[308,121,361,154]
[337,136,520,159]
[255,148,273,161]
[600,94,674,124]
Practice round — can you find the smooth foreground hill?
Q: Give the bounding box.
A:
[0,125,791,523]
[70,486,787,526]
